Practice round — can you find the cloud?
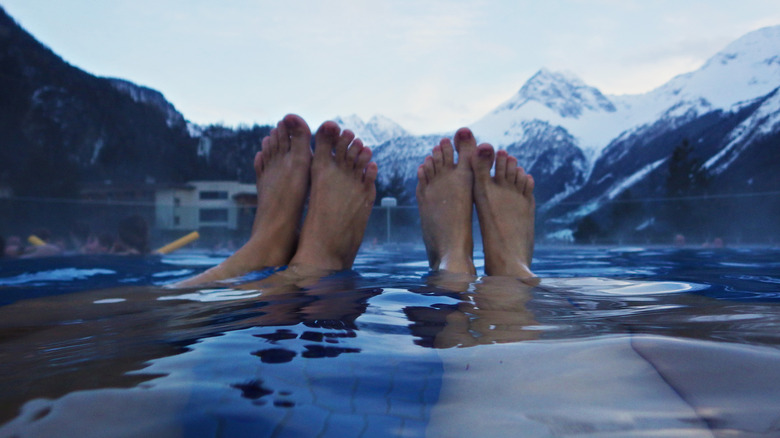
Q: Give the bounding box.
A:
[4,0,779,132]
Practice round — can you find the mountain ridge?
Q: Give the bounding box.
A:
[1,3,778,243]
[356,25,780,242]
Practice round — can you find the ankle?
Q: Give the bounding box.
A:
[439,257,476,275]
[239,236,294,268]
[289,240,348,271]
[485,255,534,278]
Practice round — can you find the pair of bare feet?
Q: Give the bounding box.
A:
[177,117,534,287]
[416,128,535,278]
[176,114,377,287]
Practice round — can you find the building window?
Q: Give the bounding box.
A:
[200,191,229,200]
[174,197,181,207]
[174,216,180,226]
[200,208,228,223]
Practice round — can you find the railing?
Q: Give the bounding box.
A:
[1,189,779,253]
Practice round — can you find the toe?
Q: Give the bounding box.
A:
[417,164,428,186]
[454,128,477,169]
[277,120,290,152]
[441,138,455,168]
[423,156,436,181]
[507,156,519,184]
[254,150,263,174]
[432,145,444,173]
[314,121,340,162]
[495,150,508,182]
[335,129,355,164]
[261,135,272,160]
[345,137,363,169]
[354,145,372,177]
[267,128,280,158]
[515,166,527,192]
[523,174,535,198]
[283,114,312,155]
[472,143,495,182]
[364,162,378,185]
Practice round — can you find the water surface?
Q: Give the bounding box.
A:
[1,247,780,437]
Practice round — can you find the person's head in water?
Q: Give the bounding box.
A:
[114,215,149,255]
[84,231,114,254]
[69,221,90,251]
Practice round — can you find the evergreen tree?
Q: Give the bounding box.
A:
[376,170,413,206]
[663,138,709,239]
[573,215,602,244]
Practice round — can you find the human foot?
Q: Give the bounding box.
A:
[289,121,377,271]
[175,114,312,287]
[472,145,535,277]
[416,128,477,274]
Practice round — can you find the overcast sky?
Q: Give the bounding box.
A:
[3,0,780,134]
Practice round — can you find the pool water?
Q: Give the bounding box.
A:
[1,246,780,437]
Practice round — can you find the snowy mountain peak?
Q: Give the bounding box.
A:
[333,114,410,145]
[705,25,780,69]
[496,68,616,118]
[651,25,780,113]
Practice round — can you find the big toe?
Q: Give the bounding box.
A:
[283,114,312,155]
[472,143,495,181]
[314,121,341,162]
[454,128,477,169]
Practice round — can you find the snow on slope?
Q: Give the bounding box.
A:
[650,26,780,111]
[704,87,780,174]
[557,157,668,224]
[471,26,780,159]
[330,26,779,217]
[607,26,780,140]
[333,114,410,146]
[107,78,186,129]
[471,69,623,156]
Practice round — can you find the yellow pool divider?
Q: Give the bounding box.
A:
[155,231,200,254]
[27,235,46,246]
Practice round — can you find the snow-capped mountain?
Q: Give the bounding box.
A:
[4,0,776,243]
[366,25,780,242]
[548,26,780,228]
[333,114,410,146]
[472,26,780,161]
[471,69,620,156]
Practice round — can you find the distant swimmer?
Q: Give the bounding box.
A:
[111,215,150,255]
[21,228,63,258]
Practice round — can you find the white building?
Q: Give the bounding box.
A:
[155,181,256,231]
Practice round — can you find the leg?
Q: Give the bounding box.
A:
[472,145,535,277]
[416,128,477,274]
[175,114,312,287]
[288,121,377,271]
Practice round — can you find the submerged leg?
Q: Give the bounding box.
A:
[288,121,377,271]
[472,145,535,278]
[175,114,312,287]
[416,128,477,275]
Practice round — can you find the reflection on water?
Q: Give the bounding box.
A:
[1,247,780,436]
